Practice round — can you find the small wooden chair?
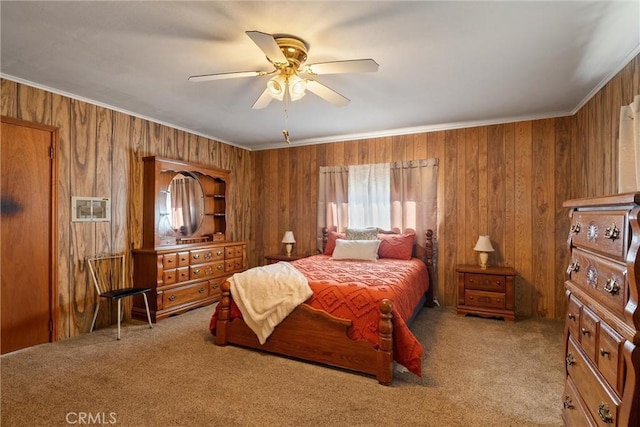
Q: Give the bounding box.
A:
[87,254,152,340]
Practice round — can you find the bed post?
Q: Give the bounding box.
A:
[377,299,394,385]
[216,281,231,346]
[321,227,329,253]
[424,229,435,307]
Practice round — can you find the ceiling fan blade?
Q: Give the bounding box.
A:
[302,59,379,75]
[252,88,273,109]
[306,80,350,107]
[188,71,262,82]
[246,30,288,66]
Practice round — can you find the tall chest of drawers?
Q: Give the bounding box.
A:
[132,241,246,322]
[562,194,640,426]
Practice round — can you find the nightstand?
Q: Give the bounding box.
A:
[456,265,517,321]
[264,253,308,264]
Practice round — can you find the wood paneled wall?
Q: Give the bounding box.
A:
[1,79,255,338]
[0,53,637,341]
[254,54,640,319]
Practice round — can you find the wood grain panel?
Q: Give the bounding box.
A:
[514,121,533,317]
[17,84,51,125]
[1,79,17,117]
[69,99,97,334]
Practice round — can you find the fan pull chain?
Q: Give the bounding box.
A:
[282,93,291,144]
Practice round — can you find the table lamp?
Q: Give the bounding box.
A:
[473,235,494,269]
[282,231,296,256]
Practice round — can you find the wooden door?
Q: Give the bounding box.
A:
[1,116,58,354]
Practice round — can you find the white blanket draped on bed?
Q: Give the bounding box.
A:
[228,261,313,344]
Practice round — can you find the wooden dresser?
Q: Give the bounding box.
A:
[562,193,640,426]
[132,241,246,322]
[132,157,247,322]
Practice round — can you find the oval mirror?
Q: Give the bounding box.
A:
[162,172,204,237]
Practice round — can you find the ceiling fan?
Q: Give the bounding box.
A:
[188,30,379,109]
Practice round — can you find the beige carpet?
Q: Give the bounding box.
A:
[1,305,564,426]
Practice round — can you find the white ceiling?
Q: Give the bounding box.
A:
[1,1,639,151]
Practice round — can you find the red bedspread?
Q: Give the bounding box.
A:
[209,255,429,376]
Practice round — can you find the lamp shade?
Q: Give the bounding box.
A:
[473,235,494,252]
[282,231,296,244]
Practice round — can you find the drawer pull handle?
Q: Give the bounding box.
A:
[603,278,619,295]
[569,223,581,234]
[193,254,200,259]
[581,328,590,336]
[568,313,576,321]
[217,265,223,270]
[168,295,177,302]
[604,224,619,240]
[217,251,223,256]
[562,395,574,410]
[600,348,610,357]
[193,269,200,275]
[566,352,576,366]
[166,258,174,264]
[198,287,205,294]
[597,403,613,424]
[212,284,219,289]
[566,261,580,274]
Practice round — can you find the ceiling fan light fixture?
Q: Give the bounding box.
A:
[267,74,286,100]
[288,75,307,101]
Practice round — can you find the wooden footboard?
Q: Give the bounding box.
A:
[216,281,395,385]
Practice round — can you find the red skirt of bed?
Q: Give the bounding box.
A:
[209,254,430,376]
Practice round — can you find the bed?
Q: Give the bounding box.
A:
[210,228,434,385]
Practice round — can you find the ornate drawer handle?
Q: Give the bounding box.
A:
[581,328,590,336]
[570,223,581,234]
[563,395,574,410]
[566,352,576,366]
[198,287,205,294]
[600,348,610,357]
[566,261,580,274]
[193,254,200,259]
[168,295,177,302]
[217,265,223,270]
[604,224,619,240]
[205,252,212,259]
[597,403,613,424]
[568,313,576,321]
[193,269,200,275]
[216,251,223,256]
[603,278,620,295]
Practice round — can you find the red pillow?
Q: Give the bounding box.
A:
[324,231,346,255]
[377,233,415,260]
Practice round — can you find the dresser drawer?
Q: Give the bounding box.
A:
[464,274,505,292]
[208,278,225,300]
[163,282,208,309]
[568,210,628,261]
[190,247,224,264]
[562,376,597,427]
[580,306,600,364]
[567,294,582,339]
[598,322,624,397]
[177,251,190,267]
[163,269,177,285]
[225,258,243,272]
[566,337,620,426]
[190,261,225,280]
[225,245,244,259]
[162,253,178,269]
[567,248,627,318]
[464,290,505,309]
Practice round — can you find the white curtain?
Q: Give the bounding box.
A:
[317,159,439,253]
[348,163,390,229]
[618,95,640,192]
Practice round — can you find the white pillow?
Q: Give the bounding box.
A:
[331,239,381,261]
